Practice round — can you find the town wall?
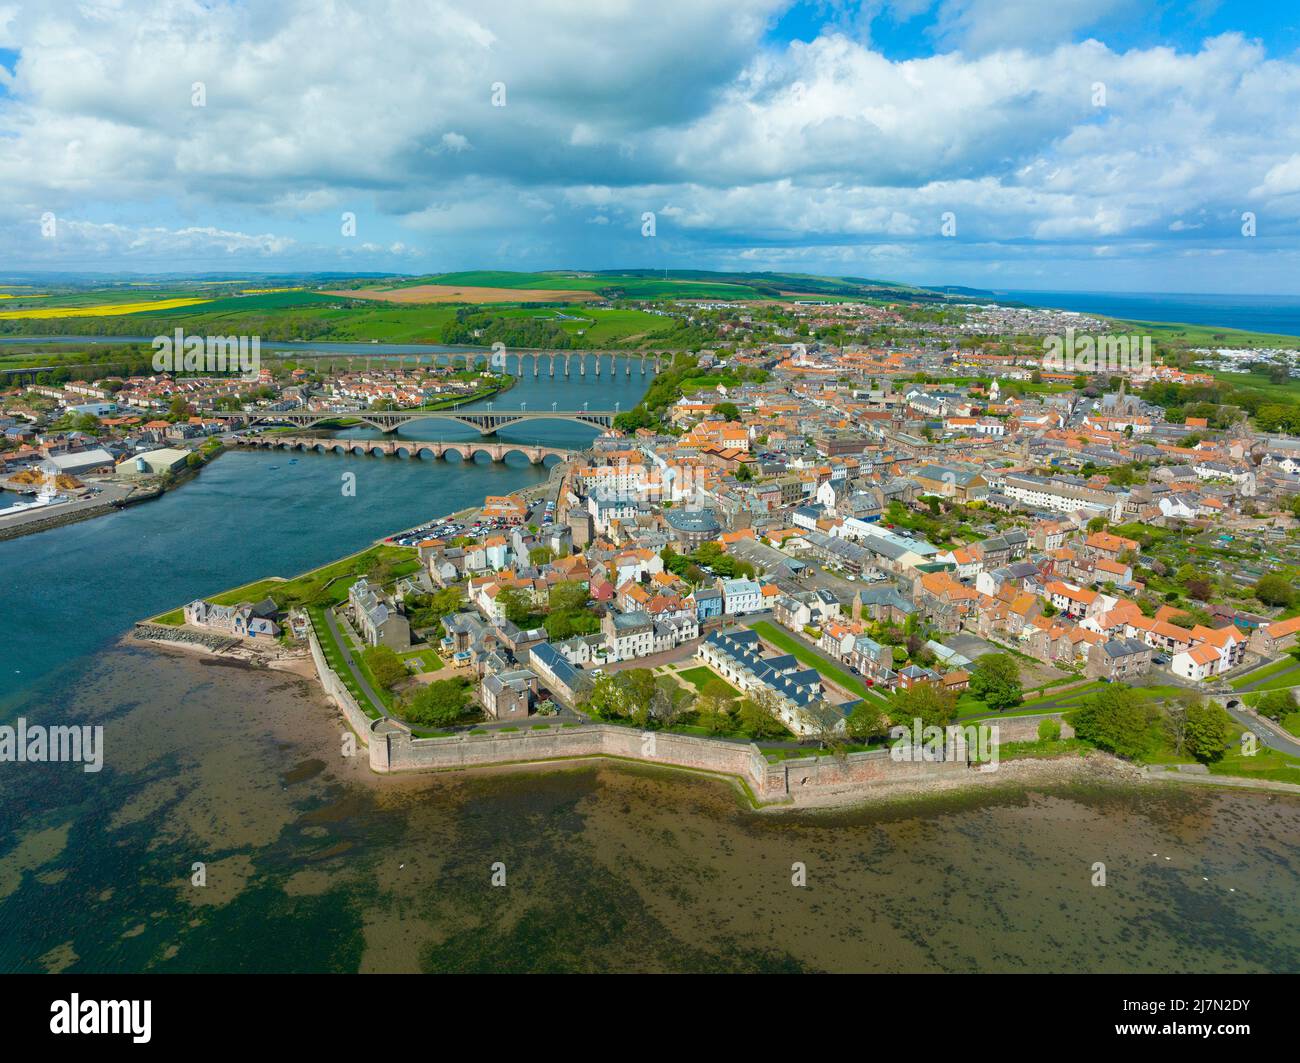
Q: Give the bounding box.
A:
[368,716,1073,803]
[305,619,376,744]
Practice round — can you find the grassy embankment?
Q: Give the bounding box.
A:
[149,544,420,624]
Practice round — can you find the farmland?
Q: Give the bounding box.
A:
[326,283,602,304]
[0,296,213,319]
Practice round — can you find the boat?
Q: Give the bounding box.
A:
[1,470,68,514]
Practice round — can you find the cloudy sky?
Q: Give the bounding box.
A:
[1,0,1298,292]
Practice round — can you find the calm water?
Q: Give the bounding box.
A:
[998,290,1300,337]
[2,366,1299,972]
[0,367,652,706]
[1,646,1297,973]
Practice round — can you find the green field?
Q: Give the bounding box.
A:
[1106,317,1300,350]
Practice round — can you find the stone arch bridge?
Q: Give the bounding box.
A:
[214,408,616,435]
[239,435,575,466]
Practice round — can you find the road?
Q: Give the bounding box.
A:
[1218,698,1300,758]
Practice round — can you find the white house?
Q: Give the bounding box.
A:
[720,578,764,615]
[1171,642,1223,682]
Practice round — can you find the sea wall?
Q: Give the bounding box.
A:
[133,622,240,653]
[368,717,1072,802]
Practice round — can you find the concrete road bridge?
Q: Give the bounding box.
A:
[239,434,575,465]
[214,408,616,435]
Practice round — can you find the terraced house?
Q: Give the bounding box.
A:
[695,630,832,737]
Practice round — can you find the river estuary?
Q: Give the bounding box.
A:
[1,355,1298,972]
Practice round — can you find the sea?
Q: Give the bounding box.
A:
[995,290,1300,339]
[0,347,1298,973]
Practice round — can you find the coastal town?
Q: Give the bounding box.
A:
[11,298,1298,794]
[7,0,1300,988]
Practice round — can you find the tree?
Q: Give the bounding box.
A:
[888,683,956,731]
[1254,573,1295,608]
[1165,696,1191,756]
[547,581,590,614]
[528,545,554,566]
[735,463,753,481]
[969,653,1022,711]
[1072,687,1158,759]
[806,699,848,753]
[1183,700,1232,763]
[496,586,537,625]
[846,700,890,743]
[1037,718,1062,742]
[583,669,655,721]
[1257,688,1297,721]
[363,645,408,691]
[648,680,693,729]
[693,693,733,735]
[712,402,741,422]
[409,587,464,629]
[736,688,785,739]
[402,678,471,726]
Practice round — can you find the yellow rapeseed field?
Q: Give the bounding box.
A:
[0,297,210,319]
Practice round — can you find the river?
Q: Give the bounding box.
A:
[1,363,1298,973]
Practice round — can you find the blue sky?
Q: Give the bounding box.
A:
[769,0,1300,60]
[0,0,1298,293]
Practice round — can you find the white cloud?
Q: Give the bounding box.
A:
[0,1,1295,290]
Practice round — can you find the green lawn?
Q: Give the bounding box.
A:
[1229,657,1300,690]
[954,693,991,717]
[306,606,382,719]
[747,621,891,705]
[1020,681,1108,709]
[400,647,445,673]
[677,666,739,700]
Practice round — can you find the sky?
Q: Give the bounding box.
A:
[0,0,1298,293]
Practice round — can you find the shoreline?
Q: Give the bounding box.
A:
[128,621,1300,809]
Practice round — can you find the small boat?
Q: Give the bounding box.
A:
[268,464,279,470]
[287,458,299,464]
